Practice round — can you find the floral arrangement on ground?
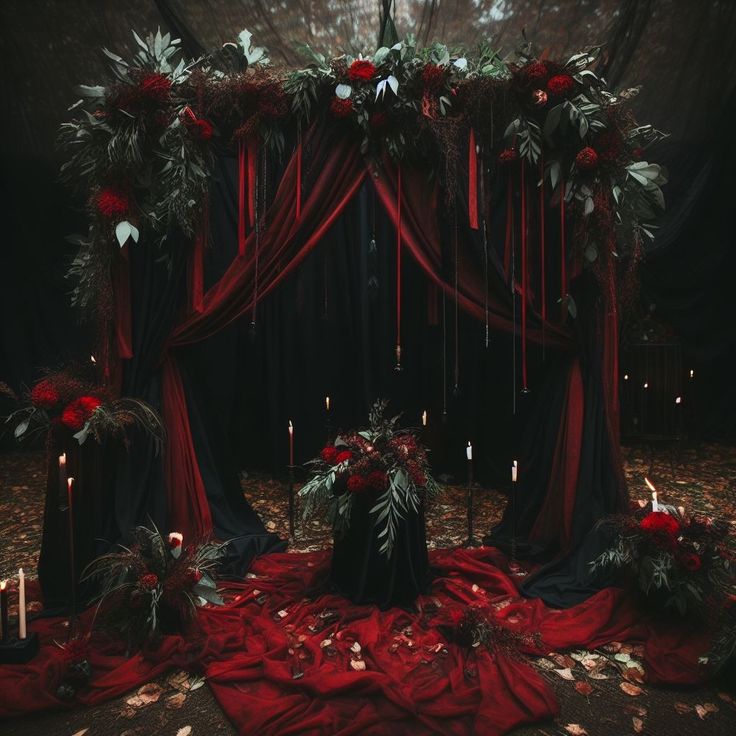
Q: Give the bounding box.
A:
[1,369,164,447]
[61,28,666,317]
[82,525,225,648]
[591,505,735,619]
[299,399,440,557]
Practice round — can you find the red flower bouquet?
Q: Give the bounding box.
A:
[300,399,440,557]
[30,380,59,409]
[347,59,376,82]
[95,188,130,218]
[575,146,599,171]
[546,74,575,97]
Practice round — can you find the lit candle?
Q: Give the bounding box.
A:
[689,369,694,379]
[643,382,649,389]
[624,374,629,381]
[421,410,427,427]
[645,477,658,511]
[90,355,96,364]
[466,442,472,461]
[675,396,682,404]
[288,420,294,466]
[325,396,330,412]
[58,453,67,510]
[68,476,74,504]
[512,460,518,483]
[0,580,7,643]
[18,568,26,640]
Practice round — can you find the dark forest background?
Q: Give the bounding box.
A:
[1,0,735,442]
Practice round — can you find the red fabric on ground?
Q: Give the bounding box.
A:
[0,549,711,733]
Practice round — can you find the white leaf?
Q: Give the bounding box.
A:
[387,75,399,95]
[335,84,352,99]
[373,47,390,65]
[129,224,140,243]
[177,728,192,736]
[453,57,468,71]
[391,42,403,51]
[375,79,387,100]
[115,220,132,247]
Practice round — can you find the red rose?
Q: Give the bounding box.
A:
[547,74,575,97]
[79,396,102,414]
[367,470,387,491]
[347,59,376,82]
[60,396,101,431]
[95,188,130,218]
[369,111,388,131]
[139,72,172,102]
[30,380,59,408]
[422,63,446,91]
[680,553,702,572]
[329,97,354,118]
[347,475,369,494]
[335,450,352,464]
[575,147,599,171]
[321,446,339,464]
[524,61,548,84]
[498,148,518,165]
[139,572,159,590]
[640,511,680,537]
[185,568,203,584]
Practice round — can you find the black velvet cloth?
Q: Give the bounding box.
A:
[330,494,430,609]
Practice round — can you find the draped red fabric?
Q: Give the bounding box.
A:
[190,212,206,314]
[370,157,571,350]
[162,355,212,539]
[112,245,133,360]
[0,551,712,732]
[528,359,584,550]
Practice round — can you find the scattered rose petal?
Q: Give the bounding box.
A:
[633,716,644,733]
[565,724,588,736]
[674,702,693,714]
[554,668,575,681]
[71,730,89,736]
[166,692,186,709]
[350,659,366,671]
[695,704,709,720]
[703,702,719,713]
[620,682,643,696]
[135,682,163,704]
[177,728,192,736]
[718,692,736,706]
[575,681,593,696]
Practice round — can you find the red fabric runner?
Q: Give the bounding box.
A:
[0,549,711,734]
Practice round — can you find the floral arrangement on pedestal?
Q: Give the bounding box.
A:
[591,506,735,618]
[299,399,440,557]
[82,526,225,647]
[1,369,164,448]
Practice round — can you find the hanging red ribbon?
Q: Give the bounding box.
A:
[295,133,302,221]
[520,162,528,391]
[191,202,207,313]
[396,165,402,367]
[468,128,479,230]
[247,136,257,229]
[237,141,246,256]
[539,158,546,325]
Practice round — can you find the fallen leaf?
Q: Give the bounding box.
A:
[575,681,593,696]
[554,668,575,681]
[536,657,557,670]
[674,702,693,714]
[703,702,719,713]
[614,652,631,663]
[581,657,601,671]
[177,728,192,736]
[136,682,163,704]
[718,692,736,707]
[620,682,643,696]
[166,692,186,709]
[551,653,577,669]
[71,730,89,736]
[350,659,366,671]
[623,667,646,684]
[624,705,647,717]
[632,716,644,733]
[565,725,588,736]
[695,704,709,720]
[188,675,205,692]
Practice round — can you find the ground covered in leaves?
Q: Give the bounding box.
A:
[0,443,735,736]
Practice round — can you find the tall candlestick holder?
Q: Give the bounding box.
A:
[66,478,78,641]
[0,632,39,664]
[462,459,481,547]
[510,465,518,564]
[287,465,296,539]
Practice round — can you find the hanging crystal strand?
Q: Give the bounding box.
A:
[453,209,460,396]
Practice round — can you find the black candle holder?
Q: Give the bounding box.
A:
[0,632,39,664]
[287,465,297,539]
[462,464,481,548]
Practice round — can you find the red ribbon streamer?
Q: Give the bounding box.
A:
[295,136,302,220]
[539,158,546,324]
[468,128,479,230]
[396,165,402,360]
[521,163,528,391]
[237,142,246,256]
[247,136,257,229]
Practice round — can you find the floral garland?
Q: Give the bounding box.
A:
[299,399,440,557]
[61,29,666,316]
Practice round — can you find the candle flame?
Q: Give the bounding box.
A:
[67,477,74,490]
[59,452,66,463]
[422,410,427,426]
[90,355,96,364]
[675,396,682,404]
[288,420,293,430]
[643,382,649,389]
[644,477,656,492]
[0,580,5,591]
[624,374,629,381]
[325,396,330,411]
[690,369,694,378]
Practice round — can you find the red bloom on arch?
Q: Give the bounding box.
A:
[547,74,575,97]
[60,396,102,431]
[680,552,702,572]
[347,59,376,82]
[139,72,172,103]
[523,61,549,84]
[367,470,387,491]
[95,188,130,218]
[30,380,59,409]
[640,511,680,537]
[139,572,159,590]
[347,474,369,494]
[335,450,352,464]
[329,97,354,118]
[575,147,599,171]
[192,118,213,140]
[422,63,446,91]
[321,446,339,465]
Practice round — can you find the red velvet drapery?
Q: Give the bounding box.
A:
[145,123,622,546]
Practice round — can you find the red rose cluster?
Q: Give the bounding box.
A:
[330,97,354,118]
[547,74,575,97]
[96,188,130,218]
[523,61,549,84]
[347,59,376,82]
[139,572,159,590]
[61,396,102,432]
[422,63,446,91]
[640,511,680,537]
[30,380,59,409]
[575,147,599,171]
[139,72,172,103]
